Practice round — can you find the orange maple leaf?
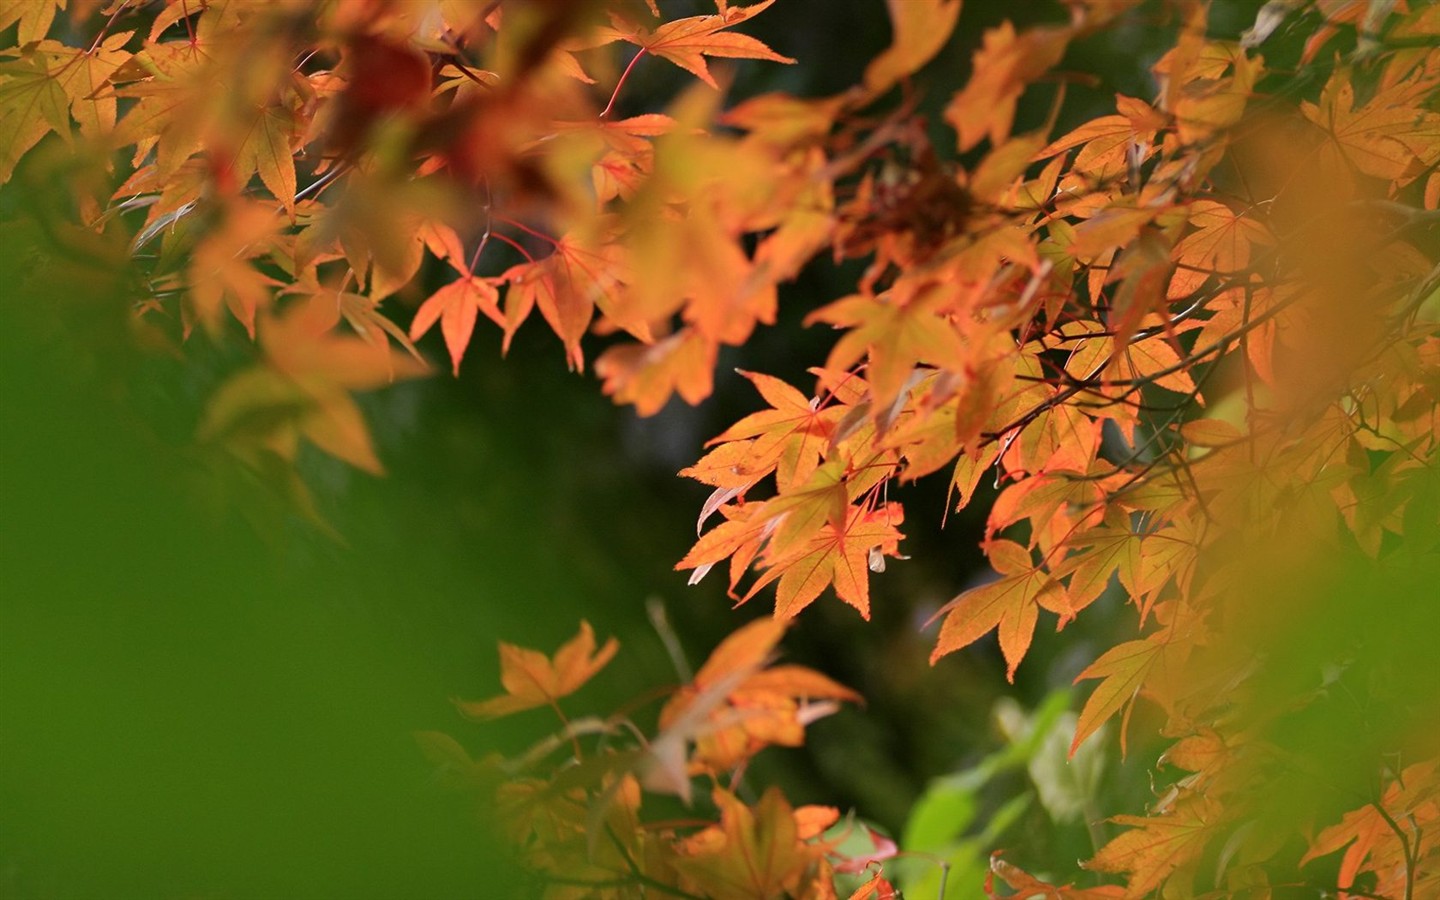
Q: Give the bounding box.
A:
[808,282,969,415]
[705,370,846,491]
[596,328,718,416]
[409,275,504,376]
[746,502,905,620]
[927,539,1068,680]
[673,787,827,900]
[606,1,795,90]
[455,621,619,720]
[1084,794,1220,896]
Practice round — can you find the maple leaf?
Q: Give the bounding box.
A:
[706,370,846,491]
[1084,794,1220,896]
[0,0,65,45]
[745,502,905,620]
[673,787,826,900]
[109,39,217,176]
[596,328,717,416]
[231,99,301,216]
[0,49,70,183]
[281,275,424,368]
[928,539,1068,680]
[500,231,629,369]
[1070,633,1166,756]
[656,618,859,773]
[409,275,504,376]
[850,872,901,900]
[36,34,133,143]
[455,621,619,720]
[757,456,851,561]
[1305,67,1440,182]
[1056,512,1142,614]
[1037,94,1166,186]
[808,281,968,415]
[186,201,284,337]
[606,1,795,90]
[1168,199,1270,299]
[1299,760,1440,899]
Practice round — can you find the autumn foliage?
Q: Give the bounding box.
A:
[5,0,1440,896]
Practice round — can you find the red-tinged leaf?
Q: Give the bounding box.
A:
[1071,635,1165,756]
[862,0,962,95]
[610,1,795,89]
[1084,795,1220,896]
[455,621,619,720]
[928,541,1067,680]
[410,276,503,376]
